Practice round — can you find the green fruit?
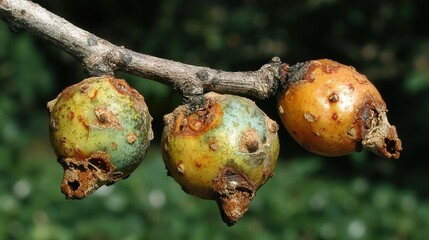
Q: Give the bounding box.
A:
[48,76,153,199]
[161,92,279,225]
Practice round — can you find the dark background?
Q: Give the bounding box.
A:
[1,0,428,239]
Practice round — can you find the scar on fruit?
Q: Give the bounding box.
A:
[94,106,123,129]
[240,128,260,153]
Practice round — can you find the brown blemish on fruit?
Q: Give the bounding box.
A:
[80,84,90,94]
[88,89,98,100]
[111,79,130,95]
[94,106,123,130]
[328,92,339,103]
[332,113,338,120]
[209,141,218,151]
[321,61,340,74]
[108,77,149,114]
[295,59,339,83]
[240,128,260,153]
[304,65,318,82]
[111,142,118,149]
[268,120,279,133]
[347,127,358,139]
[213,167,256,226]
[307,72,317,82]
[188,116,203,131]
[68,111,75,120]
[195,162,202,168]
[127,133,137,144]
[59,151,116,199]
[353,73,369,85]
[172,99,223,137]
[77,115,89,131]
[72,148,88,161]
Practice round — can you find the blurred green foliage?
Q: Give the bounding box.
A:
[1,0,428,239]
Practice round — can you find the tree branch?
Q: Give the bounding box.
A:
[0,0,283,99]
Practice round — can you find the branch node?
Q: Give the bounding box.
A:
[83,49,133,76]
[83,55,114,76]
[256,56,283,99]
[180,81,204,99]
[196,69,209,81]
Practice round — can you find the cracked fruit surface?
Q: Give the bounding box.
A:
[48,76,153,199]
[162,92,280,226]
[278,59,402,158]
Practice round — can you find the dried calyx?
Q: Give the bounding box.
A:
[355,94,402,159]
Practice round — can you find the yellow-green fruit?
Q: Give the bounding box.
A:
[48,76,153,199]
[161,92,279,225]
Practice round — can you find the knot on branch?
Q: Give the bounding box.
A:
[83,48,132,76]
[256,56,282,99]
[177,78,204,107]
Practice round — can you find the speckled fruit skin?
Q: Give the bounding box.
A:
[48,76,153,199]
[278,59,401,158]
[162,92,279,225]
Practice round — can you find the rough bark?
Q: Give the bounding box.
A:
[0,0,282,99]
